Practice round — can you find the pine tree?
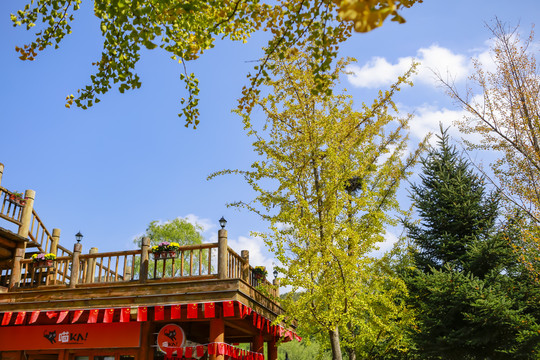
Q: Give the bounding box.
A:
[403,127,540,359]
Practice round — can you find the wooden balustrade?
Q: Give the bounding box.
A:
[28,209,57,254]
[149,243,218,280]
[79,250,140,284]
[17,257,71,287]
[226,247,279,298]
[0,267,11,287]
[3,225,276,299]
[227,247,244,279]
[248,265,279,298]
[56,244,73,257]
[0,187,23,226]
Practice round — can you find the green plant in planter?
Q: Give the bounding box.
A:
[150,241,181,253]
[8,191,26,205]
[253,266,268,279]
[31,253,56,262]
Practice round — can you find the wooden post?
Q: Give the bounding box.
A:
[9,247,25,289]
[86,247,98,283]
[0,163,4,187]
[241,250,250,282]
[69,242,82,288]
[218,229,228,279]
[273,278,280,298]
[125,265,132,281]
[10,189,35,288]
[140,237,150,283]
[268,338,278,360]
[17,190,35,238]
[51,228,60,255]
[209,318,225,360]
[48,229,61,284]
[253,334,264,356]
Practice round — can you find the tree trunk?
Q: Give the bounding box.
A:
[347,347,357,360]
[329,327,343,360]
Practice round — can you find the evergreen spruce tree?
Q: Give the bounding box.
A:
[403,127,540,359]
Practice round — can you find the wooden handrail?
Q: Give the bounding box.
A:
[0,187,23,226]
[28,208,55,254]
[150,243,218,280]
[9,238,273,295]
[227,247,245,280]
[80,250,141,259]
[57,244,73,257]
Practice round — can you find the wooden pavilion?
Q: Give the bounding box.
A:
[0,163,298,360]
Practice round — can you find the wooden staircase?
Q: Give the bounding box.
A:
[0,163,71,287]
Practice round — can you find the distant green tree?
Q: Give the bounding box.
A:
[403,127,540,359]
[134,218,206,278]
[135,218,204,246]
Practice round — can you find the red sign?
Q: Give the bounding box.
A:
[0,322,141,350]
[157,324,185,353]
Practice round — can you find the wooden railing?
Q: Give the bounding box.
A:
[28,209,54,254]
[10,241,277,299]
[0,187,23,227]
[227,248,245,279]
[0,267,12,287]
[18,256,71,287]
[79,250,139,284]
[150,243,218,280]
[226,247,278,298]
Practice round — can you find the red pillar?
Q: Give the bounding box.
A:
[210,318,225,360]
[253,334,264,357]
[268,338,278,360]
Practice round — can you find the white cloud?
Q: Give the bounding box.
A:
[183,213,215,233]
[369,230,399,258]
[347,44,471,88]
[206,230,277,277]
[407,104,466,141]
[228,235,275,272]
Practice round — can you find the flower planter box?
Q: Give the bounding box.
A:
[6,194,26,206]
[153,251,179,260]
[34,260,54,268]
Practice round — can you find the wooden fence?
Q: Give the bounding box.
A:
[0,187,23,227]
[10,240,278,298]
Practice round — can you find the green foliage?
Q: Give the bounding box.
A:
[136,218,204,247]
[403,128,540,359]
[11,0,422,128]
[210,50,427,360]
[406,126,500,273]
[134,217,205,277]
[278,337,331,360]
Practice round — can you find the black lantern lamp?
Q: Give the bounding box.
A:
[219,217,227,229]
[75,231,83,243]
[273,268,278,280]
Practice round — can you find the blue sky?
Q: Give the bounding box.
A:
[1,1,539,273]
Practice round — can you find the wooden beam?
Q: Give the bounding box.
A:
[225,319,258,336]
[0,246,12,258]
[0,237,17,249]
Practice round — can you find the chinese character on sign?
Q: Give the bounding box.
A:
[58,331,70,343]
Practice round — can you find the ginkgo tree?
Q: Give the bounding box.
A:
[10,0,422,128]
[440,20,540,274]
[210,50,426,360]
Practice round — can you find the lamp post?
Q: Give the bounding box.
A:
[219,216,227,229]
[75,231,83,243]
[218,217,228,279]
